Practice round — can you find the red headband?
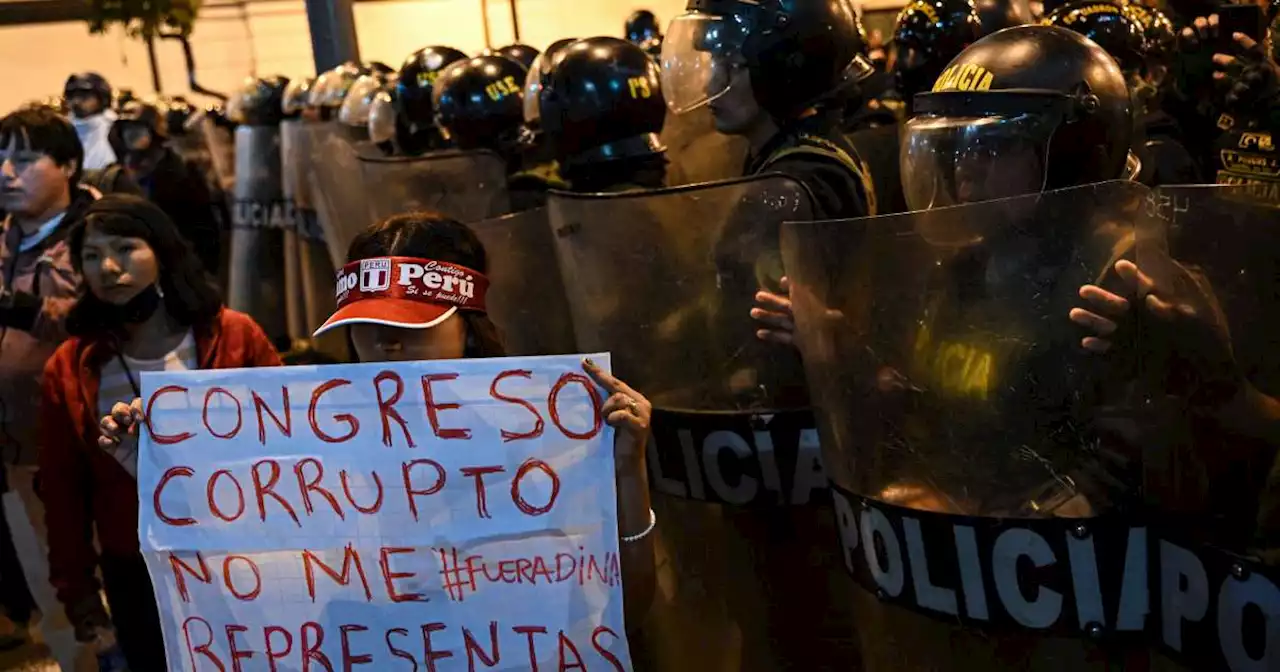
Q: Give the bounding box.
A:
[313,256,489,336]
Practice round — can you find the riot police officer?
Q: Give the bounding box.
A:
[394,46,469,155]
[540,36,668,192]
[490,43,540,70]
[307,62,364,121]
[109,99,221,273]
[64,72,117,170]
[1208,13,1280,204]
[661,0,878,219]
[626,9,661,44]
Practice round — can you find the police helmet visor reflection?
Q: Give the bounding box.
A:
[900,114,1053,211]
[660,12,749,114]
[339,76,382,126]
[368,91,398,144]
[523,52,551,124]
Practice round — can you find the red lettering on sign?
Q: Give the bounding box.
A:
[490,370,544,442]
[402,459,446,521]
[513,625,547,671]
[386,628,417,670]
[226,624,254,671]
[301,622,334,672]
[558,630,586,671]
[253,459,301,526]
[375,370,416,448]
[421,373,471,439]
[203,387,243,439]
[208,469,245,522]
[264,625,293,671]
[253,387,292,445]
[168,552,211,603]
[146,385,194,445]
[463,621,500,668]
[341,469,384,514]
[155,466,197,526]
[591,626,626,671]
[303,545,373,602]
[512,459,561,516]
[380,546,426,603]
[421,622,454,671]
[547,373,602,440]
[340,624,373,669]
[461,465,505,519]
[295,458,345,519]
[309,379,359,443]
[222,555,262,601]
[182,616,225,671]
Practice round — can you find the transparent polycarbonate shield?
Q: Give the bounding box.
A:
[196,115,236,194]
[660,105,749,187]
[357,150,512,224]
[305,122,377,268]
[549,176,862,670]
[229,125,289,346]
[781,181,1280,671]
[282,119,339,349]
[467,208,576,356]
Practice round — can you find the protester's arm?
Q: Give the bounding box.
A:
[37,356,109,640]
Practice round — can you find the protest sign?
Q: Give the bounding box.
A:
[138,354,631,671]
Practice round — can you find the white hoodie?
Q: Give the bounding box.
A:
[72,109,118,170]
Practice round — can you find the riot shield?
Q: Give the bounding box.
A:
[467,208,576,356]
[196,114,236,194]
[549,176,860,671]
[782,182,1280,671]
[228,125,289,346]
[281,119,342,355]
[357,150,511,226]
[305,122,377,267]
[660,106,749,187]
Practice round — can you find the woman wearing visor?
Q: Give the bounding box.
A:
[660,0,878,219]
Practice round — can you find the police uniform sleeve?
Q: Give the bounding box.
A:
[766,156,870,220]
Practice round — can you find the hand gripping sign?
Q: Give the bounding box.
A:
[138,354,631,671]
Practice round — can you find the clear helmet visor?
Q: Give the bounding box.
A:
[660,12,747,114]
[523,52,551,125]
[282,78,313,115]
[900,114,1054,212]
[339,75,383,127]
[368,90,397,144]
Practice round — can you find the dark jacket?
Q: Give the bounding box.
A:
[137,148,223,274]
[38,309,281,623]
[747,113,877,220]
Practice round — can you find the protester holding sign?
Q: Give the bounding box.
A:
[39,194,280,670]
[310,211,658,628]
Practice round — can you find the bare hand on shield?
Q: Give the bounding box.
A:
[752,276,796,344]
[98,398,144,448]
[1072,259,1242,405]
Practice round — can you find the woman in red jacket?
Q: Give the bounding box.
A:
[39,194,280,671]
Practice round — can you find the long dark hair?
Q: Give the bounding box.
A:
[347,211,505,358]
[66,194,222,337]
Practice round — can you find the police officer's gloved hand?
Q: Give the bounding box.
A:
[1214,32,1280,116]
[1172,14,1220,99]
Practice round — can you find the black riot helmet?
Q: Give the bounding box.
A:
[108,99,167,163]
[626,9,662,43]
[159,96,195,136]
[395,46,469,149]
[227,75,291,126]
[433,54,528,151]
[282,76,314,117]
[973,0,1032,32]
[902,25,1133,211]
[493,44,541,70]
[64,72,112,117]
[540,36,666,169]
[1122,3,1176,69]
[893,0,984,105]
[1044,2,1146,76]
[523,37,578,131]
[660,0,874,120]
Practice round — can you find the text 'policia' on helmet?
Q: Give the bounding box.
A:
[524,38,577,128]
[1044,1,1146,76]
[540,36,667,168]
[432,54,528,151]
[901,25,1132,211]
[893,0,984,102]
[660,0,874,118]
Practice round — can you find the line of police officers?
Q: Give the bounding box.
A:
[25,0,1280,668]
